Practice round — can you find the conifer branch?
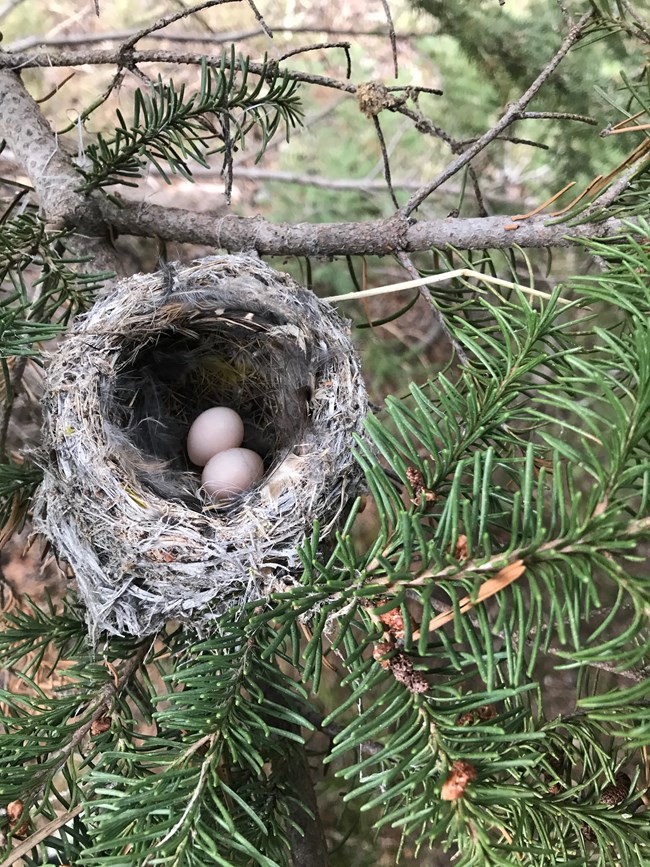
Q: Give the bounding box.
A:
[33,640,152,796]
[402,9,594,214]
[101,199,632,256]
[0,805,84,867]
[0,71,122,277]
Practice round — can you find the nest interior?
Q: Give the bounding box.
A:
[34,255,368,638]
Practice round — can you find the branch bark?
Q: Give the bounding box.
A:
[0,70,123,276]
[0,18,632,266]
[103,198,629,256]
[0,70,91,227]
[0,47,359,93]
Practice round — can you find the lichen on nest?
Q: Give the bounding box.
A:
[33,255,368,638]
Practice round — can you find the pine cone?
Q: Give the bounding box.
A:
[581,824,596,843]
[441,760,477,801]
[456,705,497,726]
[581,771,632,843]
[600,772,631,807]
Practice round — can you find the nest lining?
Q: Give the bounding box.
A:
[33,255,368,638]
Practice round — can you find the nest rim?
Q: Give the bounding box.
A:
[34,255,369,638]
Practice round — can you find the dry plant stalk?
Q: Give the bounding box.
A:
[33,256,368,638]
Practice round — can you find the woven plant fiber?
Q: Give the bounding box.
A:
[33,255,368,638]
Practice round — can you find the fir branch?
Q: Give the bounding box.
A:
[82,626,316,866]
[0,804,84,867]
[0,70,121,277]
[99,199,634,256]
[0,461,41,543]
[79,55,303,192]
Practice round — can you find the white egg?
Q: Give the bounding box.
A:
[202,448,264,501]
[187,407,244,467]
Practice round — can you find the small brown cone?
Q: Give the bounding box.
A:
[389,652,428,694]
[406,466,436,505]
[91,716,111,736]
[600,772,631,807]
[6,800,28,837]
[441,761,477,801]
[378,607,413,640]
[372,640,394,669]
[456,705,497,726]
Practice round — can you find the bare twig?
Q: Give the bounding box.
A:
[468,164,488,217]
[554,0,573,26]
[229,166,425,190]
[395,102,457,148]
[0,356,26,461]
[119,0,240,52]
[517,110,597,124]
[244,0,272,39]
[0,47,359,93]
[620,0,650,44]
[277,40,352,80]
[6,25,428,53]
[221,114,233,205]
[193,165,533,206]
[35,71,77,104]
[0,805,85,867]
[372,115,399,209]
[457,134,550,150]
[380,0,399,78]
[396,251,469,365]
[386,83,442,96]
[403,10,594,215]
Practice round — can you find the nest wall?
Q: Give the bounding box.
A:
[33,255,368,638]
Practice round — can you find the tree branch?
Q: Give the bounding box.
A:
[0,71,90,227]
[0,70,123,276]
[102,198,629,257]
[0,47,359,94]
[402,10,594,215]
[263,686,329,867]
[119,0,241,53]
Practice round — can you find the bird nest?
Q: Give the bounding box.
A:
[33,255,368,638]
